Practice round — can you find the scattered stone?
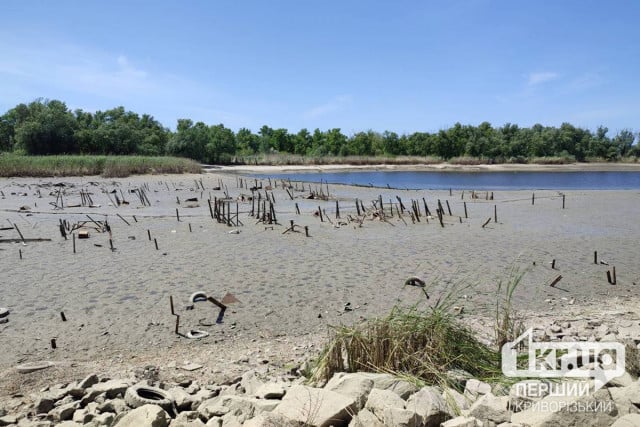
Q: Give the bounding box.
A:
[610,382,640,415]
[273,384,356,426]
[112,404,169,427]
[88,379,131,400]
[0,415,18,426]
[48,401,79,422]
[182,363,203,372]
[171,410,206,427]
[442,387,471,411]
[33,397,54,414]
[508,380,550,412]
[79,374,100,389]
[254,382,287,400]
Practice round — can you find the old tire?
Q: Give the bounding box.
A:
[190,291,208,303]
[0,307,9,318]
[125,384,174,412]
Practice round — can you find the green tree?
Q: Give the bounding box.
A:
[15,100,77,154]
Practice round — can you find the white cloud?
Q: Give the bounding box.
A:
[304,95,352,119]
[527,72,559,86]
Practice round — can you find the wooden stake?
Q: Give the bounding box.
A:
[19,249,22,259]
[50,339,57,349]
[60,312,67,321]
[147,229,151,241]
[295,202,300,215]
[594,251,598,264]
[188,223,192,232]
[176,208,180,222]
[494,205,497,223]
[551,259,556,269]
[550,275,563,287]
[154,238,159,250]
[482,217,492,228]
[73,233,76,253]
[612,266,617,284]
[305,226,309,237]
[446,200,452,216]
[464,202,468,218]
[532,193,535,205]
[607,271,612,284]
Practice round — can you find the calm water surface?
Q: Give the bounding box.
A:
[249,171,640,190]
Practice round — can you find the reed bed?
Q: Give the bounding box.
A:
[0,154,202,177]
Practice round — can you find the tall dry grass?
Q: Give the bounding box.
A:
[0,154,202,177]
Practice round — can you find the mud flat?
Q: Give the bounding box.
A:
[0,172,638,398]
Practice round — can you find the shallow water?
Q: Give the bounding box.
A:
[250,170,640,190]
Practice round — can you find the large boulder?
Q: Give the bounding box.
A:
[441,416,479,427]
[356,373,419,399]
[365,388,407,421]
[114,404,169,427]
[468,393,510,425]
[510,387,618,426]
[611,414,640,427]
[348,408,384,427]
[405,386,453,427]
[325,373,375,410]
[272,384,356,427]
[610,382,640,415]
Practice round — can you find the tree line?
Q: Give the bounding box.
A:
[1,99,638,163]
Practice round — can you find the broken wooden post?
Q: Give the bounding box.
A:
[208,199,214,219]
[607,271,613,284]
[612,266,617,284]
[446,200,452,216]
[19,249,22,260]
[482,217,492,228]
[318,206,324,222]
[116,213,130,226]
[305,226,309,237]
[594,251,598,264]
[154,238,159,250]
[551,259,556,269]
[147,229,151,241]
[133,215,137,223]
[13,224,26,245]
[336,200,340,219]
[463,202,468,218]
[295,202,300,215]
[176,196,180,204]
[73,234,76,254]
[176,208,180,222]
[437,209,444,227]
[109,239,114,251]
[532,193,535,205]
[550,275,562,287]
[188,223,192,233]
[494,205,497,223]
[355,199,361,216]
[562,194,565,209]
[449,188,452,196]
[50,339,57,349]
[423,198,431,216]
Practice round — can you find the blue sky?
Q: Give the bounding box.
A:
[1,1,639,135]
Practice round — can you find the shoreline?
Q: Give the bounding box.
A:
[214,162,640,173]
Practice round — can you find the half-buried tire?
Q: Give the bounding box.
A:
[190,291,208,303]
[125,384,174,413]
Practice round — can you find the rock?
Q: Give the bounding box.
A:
[90,412,116,426]
[97,398,129,414]
[198,395,277,423]
[34,397,55,414]
[510,387,618,426]
[0,415,18,426]
[405,386,453,427]
[365,388,406,420]
[113,404,169,427]
[188,388,218,410]
[609,371,635,388]
[356,373,419,399]
[611,414,640,427]
[382,407,422,427]
[272,384,356,427]
[348,408,384,427]
[87,379,131,400]
[464,379,492,401]
[468,393,510,424]
[442,387,472,411]
[243,412,304,427]
[56,422,82,427]
[610,382,640,415]
[48,401,79,422]
[172,411,206,427]
[79,374,100,389]
[240,371,265,396]
[324,373,374,410]
[508,380,549,413]
[168,387,194,411]
[254,382,288,400]
[441,416,479,427]
[72,407,95,424]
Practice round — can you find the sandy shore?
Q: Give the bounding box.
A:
[1,172,639,397]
